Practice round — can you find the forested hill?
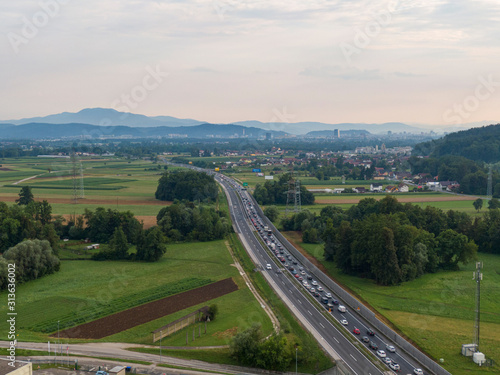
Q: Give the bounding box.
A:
[413,123,500,163]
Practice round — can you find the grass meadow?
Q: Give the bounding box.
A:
[0,240,274,346]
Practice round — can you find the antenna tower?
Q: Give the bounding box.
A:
[473,262,483,352]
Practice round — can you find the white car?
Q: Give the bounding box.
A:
[266,264,272,270]
[310,288,315,293]
[376,350,386,358]
[317,286,323,292]
[311,280,318,286]
[414,369,424,375]
[325,292,332,298]
[383,357,392,364]
[386,345,396,353]
[340,319,348,325]
[389,362,400,371]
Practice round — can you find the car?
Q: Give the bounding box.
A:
[340,319,348,325]
[313,291,320,297]
[298,276,303,281]
[389,362,400,371]
[310,288,315,293]
[369,341,378,350]
[317,286,323,292]
[353,327,361,335]
[321,297,329,304]
[367,328,375,336]
[266,264,272,270]
[294,274,300,278]
[300,270,306,275]
[325,292,332,298]
[383,357,392,364]
[386,345,396,353]
[307,274,313,280]
[311,280,318,286]
[331,299,339,305]
[376,350,386,358]
[413,369,424,375]
[302,281,309,286]
[96,372,109,375]
[362,336,370,343]
[275,269,282,274]
[292,260,298,265]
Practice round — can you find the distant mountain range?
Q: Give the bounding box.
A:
[0,122,285,140]
[0,108,436,135]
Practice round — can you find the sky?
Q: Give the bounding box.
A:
[1,0,499,129]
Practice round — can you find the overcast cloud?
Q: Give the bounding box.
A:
[1,0,499,127]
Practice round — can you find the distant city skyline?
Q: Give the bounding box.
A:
[1,1,499,128]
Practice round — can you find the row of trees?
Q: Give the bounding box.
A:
[253,174,315,206]
[282,196,482,285]
[155,170,219,202]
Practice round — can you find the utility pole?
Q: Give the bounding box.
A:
[159,330,162,363]
[473,262,483,352]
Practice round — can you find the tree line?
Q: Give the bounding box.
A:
[281,196,484,285]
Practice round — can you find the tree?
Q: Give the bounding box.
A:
[136,227,167,262]
[207,304,218,321]
[257,334,292,372]
[488,198,500,210]
[16,186,34,205]
[108,226,129,259]
[264,206,279,222]
[230,323,263,367]
[473,198,483,212]
[2,239,60,285]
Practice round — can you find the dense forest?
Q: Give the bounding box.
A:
[413,124,500,163]
[253,173,315,205]
[279,196,500,285]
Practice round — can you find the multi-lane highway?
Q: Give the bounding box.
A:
[171,163,430,375]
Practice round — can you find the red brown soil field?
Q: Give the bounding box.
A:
[56,278,238,339]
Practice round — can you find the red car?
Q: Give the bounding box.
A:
[353,327,361,335]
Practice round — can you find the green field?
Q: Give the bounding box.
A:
[295,239,500,375]
[0,240,273,346]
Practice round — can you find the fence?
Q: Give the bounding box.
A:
[249,194,453,375]
[152,306,209,342]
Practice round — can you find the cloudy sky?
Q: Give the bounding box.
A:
[1,0,499,128]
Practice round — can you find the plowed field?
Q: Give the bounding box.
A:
[57,278,238,339]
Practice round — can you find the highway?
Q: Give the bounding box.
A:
[169,163,431,375]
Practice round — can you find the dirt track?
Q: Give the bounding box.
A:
[315,195,476,204]
[57,278,238,339]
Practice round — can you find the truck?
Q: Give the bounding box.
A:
[264,225,269,232]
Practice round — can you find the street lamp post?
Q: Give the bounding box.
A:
[160,330,162,363]
[57,320,60,359]
[296,347,298,375]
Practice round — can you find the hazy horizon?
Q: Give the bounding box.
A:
[2,1,499,127]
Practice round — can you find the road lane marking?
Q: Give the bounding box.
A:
[333,337,339,343]
[350,354,357,362]
[320,323,325,328]
[308,310,312,315]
